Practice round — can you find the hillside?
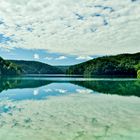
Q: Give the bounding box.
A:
[0,57,22,75]
[9,60,64,74]
[3,52,140,76]
[67,53,140,77]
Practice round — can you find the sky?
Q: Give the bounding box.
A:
[0,0,140,65]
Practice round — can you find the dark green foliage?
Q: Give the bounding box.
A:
[9,60,64,74]
[67,53,140,77]
[55,66,70,73]
[137,70,140,79]
[0,57,22,75]
[1,52,140,76]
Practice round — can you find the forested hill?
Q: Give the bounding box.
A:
[0,57,22,75]
[1,52,140,76]
[9,60,64,74]
[66,53,140,77]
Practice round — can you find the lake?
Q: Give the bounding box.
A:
[0,76,140,140]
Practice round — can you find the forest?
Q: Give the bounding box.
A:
[0,57,22,75]
[0,52,140,78]
[67,53,140,77]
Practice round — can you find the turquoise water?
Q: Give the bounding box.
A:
[0,76,140,100]
[0,76,140,140]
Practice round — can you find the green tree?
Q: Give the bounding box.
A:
[137,70,140,79]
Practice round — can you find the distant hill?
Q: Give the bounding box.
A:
[55,66,70,73]
[67,53,140,77]
[0,57,22,75]
[9,60,64,74]
[3,52,140,77]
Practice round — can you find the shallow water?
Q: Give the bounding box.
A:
[0,76,140,140]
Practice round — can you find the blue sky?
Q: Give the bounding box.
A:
[0,47,98,65]
[0,0,140,65]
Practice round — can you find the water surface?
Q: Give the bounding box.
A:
[0,76,140,140]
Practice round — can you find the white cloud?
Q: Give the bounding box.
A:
[44,57,53,60]
[34,53,40,59]
[1,47,11,52]
[76,56,93,60]
[56,56,67,60]
[0,0,140,56]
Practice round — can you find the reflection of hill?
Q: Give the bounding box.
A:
[1,77,140,97]
[71,80,140,97]
[0,78,52,93]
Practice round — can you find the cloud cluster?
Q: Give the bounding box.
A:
[33,53,40,59]
[0,0,140,56]
[55,56,67,60]
[76,56,93,60]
